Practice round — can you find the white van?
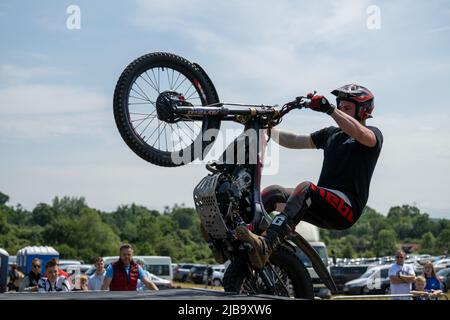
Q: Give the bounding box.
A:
[102,256,173,280]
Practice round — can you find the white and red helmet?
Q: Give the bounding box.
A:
[331,84,375,121]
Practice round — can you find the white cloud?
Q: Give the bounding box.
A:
[0,65,76,83]
[0,84,109,115]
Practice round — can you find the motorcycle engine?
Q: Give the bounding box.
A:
[215,167,253,223]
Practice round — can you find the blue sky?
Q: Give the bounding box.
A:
[0,0,450,218]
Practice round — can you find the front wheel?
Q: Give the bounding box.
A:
[114,52,221,167]
[223,245,314,299]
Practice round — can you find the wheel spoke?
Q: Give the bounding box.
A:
[140,73,159,94]
[151,68,160,93]
[184,83,194,99]
[152,122,167,148]
[134,80,152,101]
[172,71,182,90]
[130,88,149,101]
[132,110,156,129]
[144,71,160,93]
[173,76,188,92]
[137,112,157,133]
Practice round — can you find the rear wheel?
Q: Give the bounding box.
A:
[223,245,314,299]
[114,52,221,167]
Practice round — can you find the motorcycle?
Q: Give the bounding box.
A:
[113,52,337,298]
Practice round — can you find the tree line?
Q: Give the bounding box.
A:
[321,206,450,258]
[0,191,449,263]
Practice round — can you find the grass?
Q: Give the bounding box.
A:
[173,281,224,291]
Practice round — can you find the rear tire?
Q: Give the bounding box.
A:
[223,245,314,299]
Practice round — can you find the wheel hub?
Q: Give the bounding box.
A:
[156,90,192,123]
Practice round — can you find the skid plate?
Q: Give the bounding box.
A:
[193,174,229,239]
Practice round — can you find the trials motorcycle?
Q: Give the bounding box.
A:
[113,52,337,298]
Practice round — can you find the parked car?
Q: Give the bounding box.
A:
[433,258,450,272]
[174,264,200,282]
[58,259,82,267]
[343,265,391,295]
[203,265,225,286]
[331,265,370,293]
[437,267,450,292]
[188,265,207,284]
[139,273,173,290]
[60,264,92,275]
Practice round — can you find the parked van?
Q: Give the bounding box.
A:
[16,246,59,274]
[0,248,9,293]
[102,256,173,280]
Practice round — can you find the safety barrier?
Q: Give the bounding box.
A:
[330,293,448,300]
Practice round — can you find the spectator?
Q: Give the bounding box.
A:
[422,261,443,292]
[7,264,23,292]
[205,265,213,288]
[49,258,70,279]
[19,258,42,292]
[136,259,152,291]
[388,250,416,300]
[73,275,89,291]
[38,259,71,292]
[101,244,158,291]
[88,257,106,291]
[411,276,443,300]
[411,276,428,300]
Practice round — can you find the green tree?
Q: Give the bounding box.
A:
[0,192,9,205]
[342,243,355,258]
[374,229,397,257]
[420,232,436,254]
[436,229,450,255]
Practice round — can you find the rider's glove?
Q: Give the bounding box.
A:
[307,93,335,115]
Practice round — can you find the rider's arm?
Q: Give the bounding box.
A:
[330,108,377,148]
[270,128,315,149]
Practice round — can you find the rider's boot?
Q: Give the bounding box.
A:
[235,214,292,269]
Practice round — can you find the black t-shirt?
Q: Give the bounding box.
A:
[310,126,383,214]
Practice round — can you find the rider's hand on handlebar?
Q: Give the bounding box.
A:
[307,92,335,115]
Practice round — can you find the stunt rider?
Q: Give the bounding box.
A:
[236,84,383,268]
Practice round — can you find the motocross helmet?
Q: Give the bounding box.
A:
[331,84,374,121]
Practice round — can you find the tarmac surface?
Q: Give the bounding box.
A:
[0,288,296,300]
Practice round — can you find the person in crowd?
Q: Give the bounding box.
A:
[18,258,42,292]
[422,261,443,292]
[411,276,443,300]
[136,259,152,291]
[88,257,106,291]
[101,244,158,291]
[38,259,71,292]
[205,265,213,288]
[49,258,70,279]
[75,275,89,291]
[388,250,416,300]
[7,263,23,292]
[411,276,428,300]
